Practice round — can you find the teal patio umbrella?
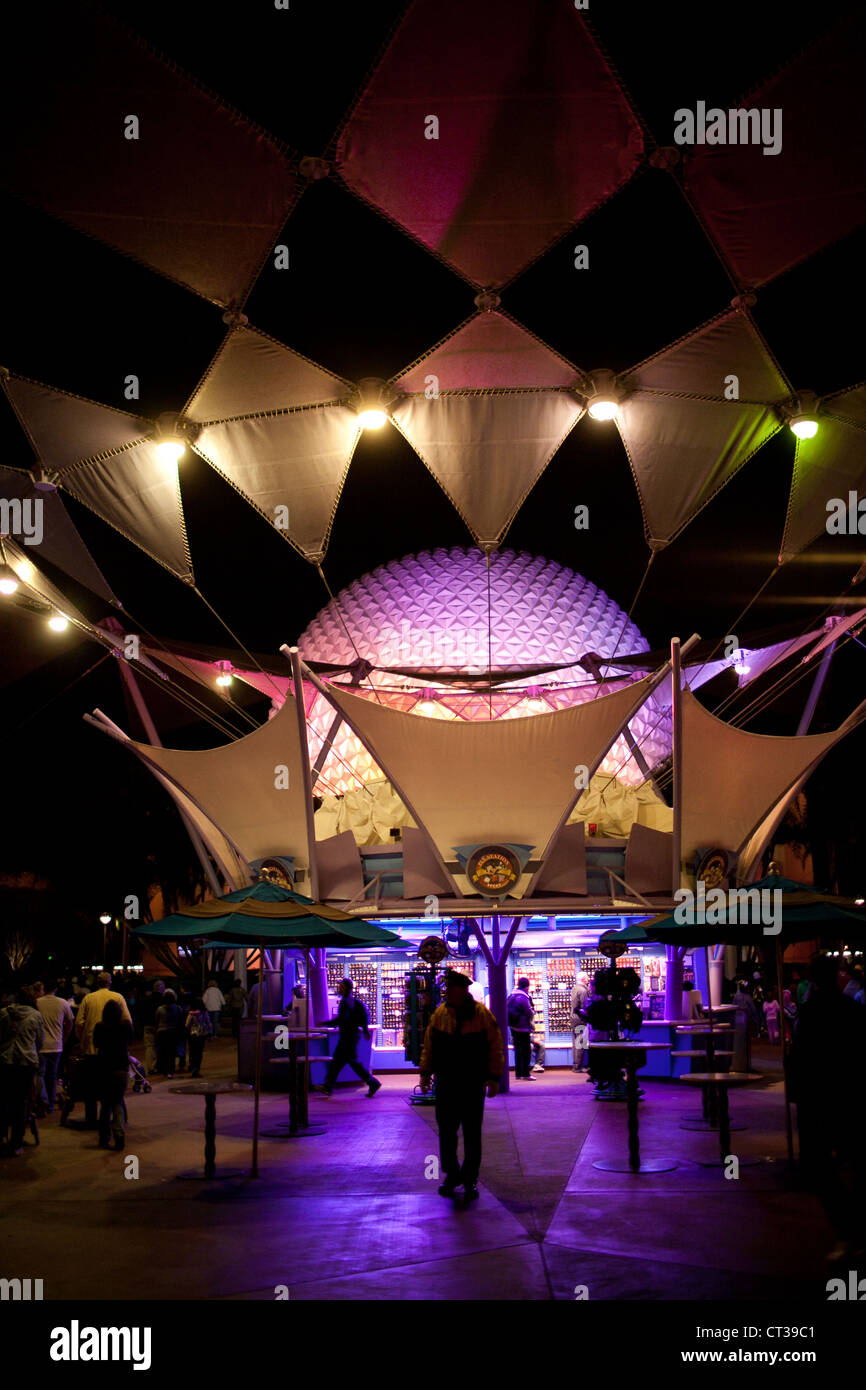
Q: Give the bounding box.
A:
[135,883,401,1174]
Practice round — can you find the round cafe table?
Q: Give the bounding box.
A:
[678,1073,763,1167]
[168,1080,252,1180]
[588,1042,676,1174]
[261,1030,329,1139]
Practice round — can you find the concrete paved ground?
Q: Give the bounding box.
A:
[0,1040,836,1301]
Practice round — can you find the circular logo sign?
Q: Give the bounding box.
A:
[466,845,521,898]
[695,848,729,890]
[598,931,628,960]
[418,935,449,964]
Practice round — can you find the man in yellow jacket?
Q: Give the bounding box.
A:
[73,973,134,1128]
[420,970,504,1203]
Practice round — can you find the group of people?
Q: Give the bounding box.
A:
[0,970,238,1158]
[0,974,133,1154]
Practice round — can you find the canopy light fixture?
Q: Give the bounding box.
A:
[48,613,69,632]
[786,391,819,440]
[353,378,396,430]
[30,463,60,492]
[731,648,751,676]
[0,564,18,596]
[153,412,200,463]
[584,369,622,422]
[216,660,234,688]
[99,913,112,925]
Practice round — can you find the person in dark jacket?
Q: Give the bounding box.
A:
[320,979,381,1097]
[506,977,534,1080]
[788,954,866,1258]
[420,970,505,1203]
[93,999,132,1150]
[0,988,44,1156]
[155,989,181,1078]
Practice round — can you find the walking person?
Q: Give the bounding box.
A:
[506,976,534,1080]
[0,987,44,1156]
[419,970,504,1203]
[74,973,133,1127]
[319,978,381,1096]
[571,972,591,1072]
[141,980,165,1074]
[226,979,248,1039]
[202,979,225,1039]
[36,979,74,1114]
[185,998,213,1077]
[763,988,781,1045]
[94,999,132,1151]
[155,989,182,1078]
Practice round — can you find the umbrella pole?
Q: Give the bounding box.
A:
[775,936,794,1163]
[252,942,264,1179]
[304,947,311,1126]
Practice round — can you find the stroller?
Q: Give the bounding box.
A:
[129,1055,151,1094]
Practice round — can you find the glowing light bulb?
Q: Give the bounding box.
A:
[789,415,818,440]
[587,396,619,422]
[732,649,751,675]
[156,438,185,464]
[99,913,112,925]
[0,566,18,595]
[48,613,69,632]
[216,673,233,687]
[357,409,387,430]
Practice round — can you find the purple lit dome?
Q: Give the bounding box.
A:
[297,549,671,793]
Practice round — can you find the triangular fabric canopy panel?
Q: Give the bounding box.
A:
[1,373,192,580]
[0,6,298,305]
[780,385,866,562]
[128,693,312,871]
[2,539,90,627]
[395,313,582,393]
[186,326,353,423]
[392,393,581,544]
[148,766,251,891]
[682,15,866,288]
[193,408,360,560]
[336,0,643,287]
[618,313,789,546]
[311,674,656,892]
[0,469,116,602]
[680,688,866,864]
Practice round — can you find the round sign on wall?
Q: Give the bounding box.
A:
[466,845,521,898]
[418,935,449,964]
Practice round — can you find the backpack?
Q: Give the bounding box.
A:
[507,992,528,1029]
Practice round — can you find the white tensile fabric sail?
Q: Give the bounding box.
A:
[392,392,582,544]
[128,692,312,871]
[0,469,116,602]
[618,313,789,547]
[1,374,192,580]
[305,672,657,895]
[780,383,866,562]
[186,325,352,422]
[192,408,360,561]
[681,688,866,865]
[187,325,360,560]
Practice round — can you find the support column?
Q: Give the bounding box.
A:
[471,913,519,1094]
[708,945,725,1008]
[664,944,683,1021]
[308,947,330,1025]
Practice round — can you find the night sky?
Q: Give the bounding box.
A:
[1,0,865,936]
